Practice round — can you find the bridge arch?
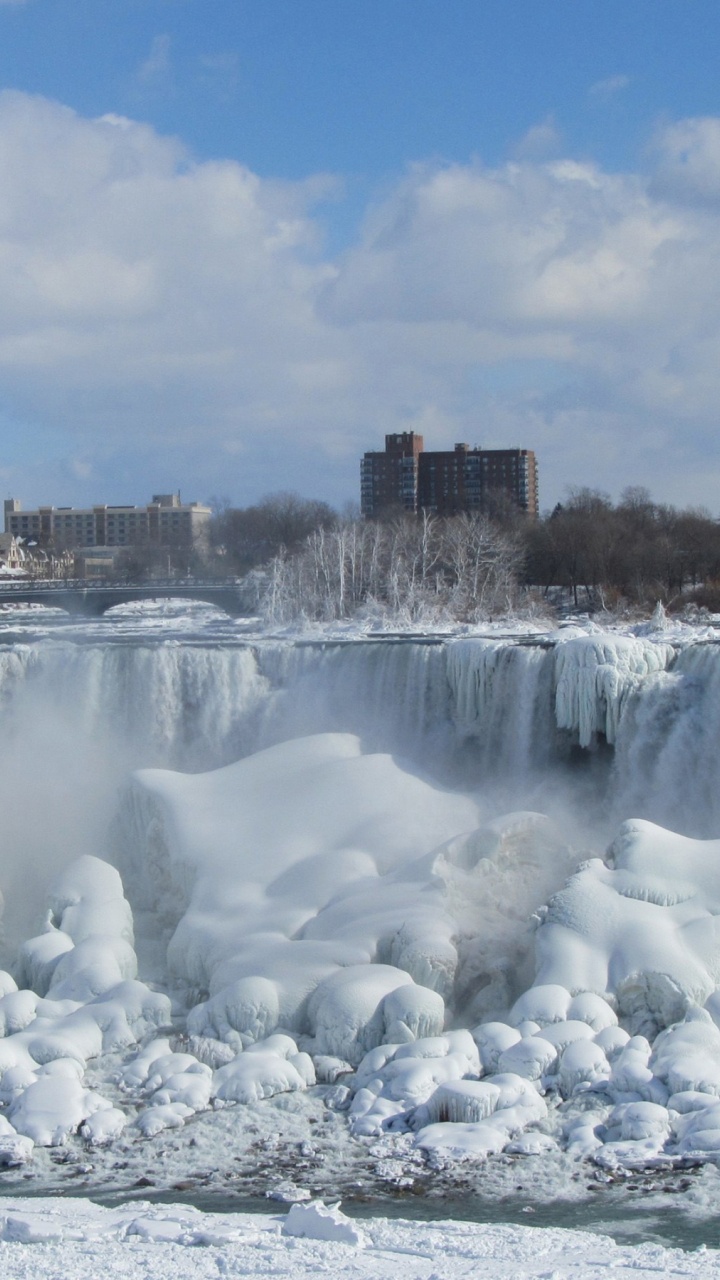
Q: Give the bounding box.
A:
[0,582,250,618]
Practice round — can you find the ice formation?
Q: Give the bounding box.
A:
[6,619,720,1196]
[0,857,169,1152]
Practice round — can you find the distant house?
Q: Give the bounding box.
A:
[0,533,27,576]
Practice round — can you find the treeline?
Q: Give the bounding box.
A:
[524,487,720,609]
[261,513,522,623]
[210,486,720,621]
[211,492,337,572]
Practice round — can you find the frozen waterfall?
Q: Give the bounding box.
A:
[0,625,717,832]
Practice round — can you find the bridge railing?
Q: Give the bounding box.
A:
[0,577,242,591]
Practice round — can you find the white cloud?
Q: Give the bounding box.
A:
[589,74,631,100]
[2,93,720,508]
[650,116,720,205]
[137,34,172,86]
[513,117,562,160]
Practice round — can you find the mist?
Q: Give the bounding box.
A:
[0,621,702,966]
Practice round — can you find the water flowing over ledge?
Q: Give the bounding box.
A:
[0,625,715,829]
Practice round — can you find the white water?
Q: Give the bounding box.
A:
[0,625,711,810]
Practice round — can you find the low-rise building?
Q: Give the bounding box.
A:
[3,493,211,551]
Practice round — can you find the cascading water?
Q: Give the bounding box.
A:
[0,626,711,825]
[611,639,720,836]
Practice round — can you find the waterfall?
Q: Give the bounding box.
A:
[0,627,716,842]
[612,640,720,836]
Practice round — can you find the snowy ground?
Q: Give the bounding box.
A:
[0,1194,717,1279]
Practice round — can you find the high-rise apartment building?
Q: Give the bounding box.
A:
[360,432,424,516]
[3,492,212,550]
[360,435,538,518]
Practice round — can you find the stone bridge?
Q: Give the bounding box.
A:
[0,580,251,617]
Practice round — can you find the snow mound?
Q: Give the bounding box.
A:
[0,858,171,1149]
[214,1034,315,1103]
[535,820,720,1036]
[308,965,444,1065]
[115,738,578,1071]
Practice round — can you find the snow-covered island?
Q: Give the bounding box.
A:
[2,603,720,1272]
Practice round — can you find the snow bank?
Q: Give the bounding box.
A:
[0,1194,712,1280]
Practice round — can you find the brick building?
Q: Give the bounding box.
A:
[361,435,538,519]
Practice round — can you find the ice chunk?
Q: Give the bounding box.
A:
[612,1101,670,1142]
[135,1102,193,1136]
[84,980,172,1051]
[48,938,137,1003]
[607,1035,668,1103]
[213,1035,315,1104]
[497,1035,557,1081]
[48,856,134,947]
[308,965,443,1066]
[282,1200,367,1247]
[349,1033,480,1136]
[558,1040,610,1096]
[0,1064,37,1105]
[16,932,74,996]
[416,1073,547,1160]
[539,1021,597,1052]
[312,1055,354,1083]
[424,1079,502,1124]
[472,1022,520,1073]
[120,1038,174,1089]
[0,990,40,1037]
[17,856,138,1007]
[0,1133,34,1166]
[594,1025,630,1060]
[651,1009,720,1098]
[565,1114,606,1158]
[506,1131,558,1155]
[81,1107,127,1145]
[9,1076,111,1147]
[381,982,445,1044]
[567,992,617,1032]
[535,821,720,1036]
[509,985,571,1028]
[415,1120,509,1160]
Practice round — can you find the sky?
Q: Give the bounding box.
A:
[0,2,720,512]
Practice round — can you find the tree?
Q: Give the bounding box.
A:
[214,491,337,573]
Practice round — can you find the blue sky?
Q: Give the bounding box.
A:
[0,1,720,511]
